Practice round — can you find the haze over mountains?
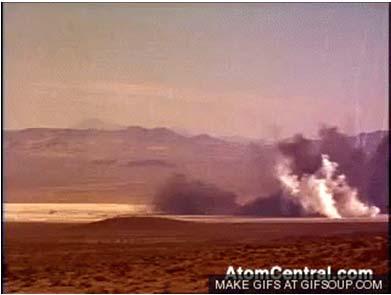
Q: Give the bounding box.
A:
[5,126,266,204]
[71,118,259,144]
[4,125,388,213]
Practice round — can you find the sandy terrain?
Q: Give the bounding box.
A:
[3,217,388,293]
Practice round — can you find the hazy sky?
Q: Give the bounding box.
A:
[4,3,388,139]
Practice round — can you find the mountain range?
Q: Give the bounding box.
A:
[4,126,388,210]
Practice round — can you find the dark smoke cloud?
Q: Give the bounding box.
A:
[154,127,388,216]
[277,127,368,182]
[237,191,305,217]
[318,127,367,194]
[277,126,388,213]
[153,174,298,216]
[278,134,321,177]
[154,174,239,214]
[366,135,389,212]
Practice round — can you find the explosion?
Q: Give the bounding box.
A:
[277,154,380,218]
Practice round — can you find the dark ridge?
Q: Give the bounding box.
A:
[79,216,196,231]
[191,134,226,144]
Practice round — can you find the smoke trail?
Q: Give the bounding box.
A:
[277,154,379,218]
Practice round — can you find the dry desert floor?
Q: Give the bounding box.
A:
[3,217,389,293]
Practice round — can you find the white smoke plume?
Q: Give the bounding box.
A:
[277,154,380,218]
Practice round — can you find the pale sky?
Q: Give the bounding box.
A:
[3,3,389,139]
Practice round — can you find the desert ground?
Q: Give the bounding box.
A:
[3,216,388,293]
